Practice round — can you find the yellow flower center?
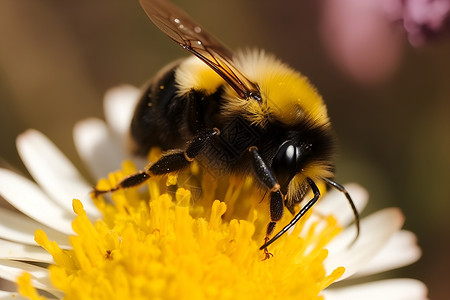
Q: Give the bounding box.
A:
[17,155,344,300]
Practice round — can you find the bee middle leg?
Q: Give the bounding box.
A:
[248,146,284,259]
[92,128,220,197]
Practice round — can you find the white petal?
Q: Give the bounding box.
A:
[325,207,404,280]
[0,169,73,234]
[16,130,100,219]
[0,239,53,263]
[103,84,140,142]
[0,291,28,300]
[353,230,421,277]
[73,118,127,180]
[0,207,70,248]
[73,118,147,181]
[315,183,368,226]
[322,278,428,300]
[0,259,63,298]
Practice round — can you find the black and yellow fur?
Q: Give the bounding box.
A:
[94,0,360,257]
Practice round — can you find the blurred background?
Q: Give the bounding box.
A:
[0,0,448,298]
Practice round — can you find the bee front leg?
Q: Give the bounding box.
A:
[259,178,321,251]
[92,128,220,197]
[248,146,284,259]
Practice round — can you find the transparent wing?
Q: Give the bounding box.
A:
[139,0,261,100]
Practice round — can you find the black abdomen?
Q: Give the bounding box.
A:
[130,60,224,156]
[130,61,191,155]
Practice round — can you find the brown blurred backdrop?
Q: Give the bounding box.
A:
[0,1,449,298]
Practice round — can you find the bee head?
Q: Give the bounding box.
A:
[270,124,335,195]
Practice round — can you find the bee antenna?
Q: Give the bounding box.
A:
[323,178,360,246]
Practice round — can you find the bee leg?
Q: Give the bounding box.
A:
[248,146,284,259]
[92,171,151,197]
[262,190,284,260]
[259,178,321,250]
[92,128,220,197]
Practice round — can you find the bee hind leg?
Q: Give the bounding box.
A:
[92,171,151,197]
[92,128,220,197]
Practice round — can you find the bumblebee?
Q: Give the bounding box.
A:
[94,0,360,258]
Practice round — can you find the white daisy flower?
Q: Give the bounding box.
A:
[0,85,427,299]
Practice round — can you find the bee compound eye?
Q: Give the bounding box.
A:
[272,142,298,192]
